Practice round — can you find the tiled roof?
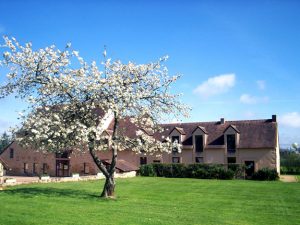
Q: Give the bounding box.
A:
[224,124,240,133]
[192,126,208,134]
[113,118,277,149]
[103,159,139,172]
[169,127,186,135]
[157,119,277,149]
[0,156,10,170]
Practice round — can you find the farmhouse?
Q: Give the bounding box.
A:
[0,115,279,177]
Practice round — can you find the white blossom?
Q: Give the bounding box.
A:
[0,37,190,196]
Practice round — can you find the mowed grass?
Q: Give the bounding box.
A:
[0,177,299,225]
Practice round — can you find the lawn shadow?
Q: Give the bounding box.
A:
[2,186,103,200]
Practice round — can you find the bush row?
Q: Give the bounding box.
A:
[140,163,243,180]
[252,168,279,181]
[140,163,279,181]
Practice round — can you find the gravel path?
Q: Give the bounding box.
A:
[280,175,298,182]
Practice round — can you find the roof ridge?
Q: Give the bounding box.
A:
[160,118,270,126]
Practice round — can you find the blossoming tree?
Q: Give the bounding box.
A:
[0,37,189,198]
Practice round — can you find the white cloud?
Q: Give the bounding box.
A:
[279,112,300,128]
[240,94,256,104]
[193,74,235,98]
[256,80,265,90]
[239,94,269,104]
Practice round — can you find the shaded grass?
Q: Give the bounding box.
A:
[0,177,300,225]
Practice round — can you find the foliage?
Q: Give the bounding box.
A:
[280,150,300,174]
[280,166,300,175]
[0,178,299,225]
[0,37,189,197]
[140,163,241,180]
[139,164,156,177]
[252,168,279,181]
[228,163,246,179]
[0,132,12,153]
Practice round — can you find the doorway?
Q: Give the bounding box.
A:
[245,161,255,178]
[56,160,70,177]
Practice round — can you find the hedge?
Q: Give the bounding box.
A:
[252,168,279,181]
[140,163,242,180]
[140,163,279,181]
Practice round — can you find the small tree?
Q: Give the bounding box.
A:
[0,132,11,153]
[0,37,189,198]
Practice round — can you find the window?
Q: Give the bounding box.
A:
[195,135,203,153]
[153,160,161,163]
[42,163,48,174]
[227,157,236,164]
[24,163,28,173]
[140,157,147,165]
[33,163,38,174]
[102,138,109,149]
[9,148,14,159]
[84,163,89,174]
[195,157,204,163]
[172,136,180,153]
[172,157,180,163]
[227,134,236,153]
[172,136,180,143]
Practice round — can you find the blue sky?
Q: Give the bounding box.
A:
[0,0,299,147]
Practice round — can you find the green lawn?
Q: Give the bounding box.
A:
[0,177,299,225]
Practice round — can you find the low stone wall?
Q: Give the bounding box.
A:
[1,171,137,187]
[115,171,136,178]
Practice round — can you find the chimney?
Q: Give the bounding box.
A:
[220,118,225,124]
[272,115,277,122]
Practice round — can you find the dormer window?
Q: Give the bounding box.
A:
[192,126,208,153]
[103,138,109,145]
[227,134,236,153]
[103,138,109,150]
[195,135,203,153]
[224,125,240,154]
[172,136,180,143]
[172,136,180,152]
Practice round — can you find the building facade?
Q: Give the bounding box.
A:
[0,115,280,177]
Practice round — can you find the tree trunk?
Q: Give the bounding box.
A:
[88,115,119,199]
[101,175,115,198]
[88,141,117,198]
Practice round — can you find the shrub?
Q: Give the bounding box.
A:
[217,168,234,180]
[141,163,237,180]
[139,164,156,177]
[228,164,245,179]
[152,163,164,177]
[171,164,186,178]
[162,164,173,177]
[252,168,279,181]
[194,167,209,179]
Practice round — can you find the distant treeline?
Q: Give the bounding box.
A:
[0,132,12,154]
[280,150,300,174]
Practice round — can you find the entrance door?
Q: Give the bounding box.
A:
[56,160,70,177]
[245,161,255,178]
